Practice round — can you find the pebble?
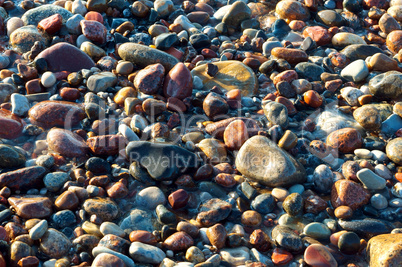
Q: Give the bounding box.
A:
[129,242,166,264]
[304,244,337,267]
[356,168,386,190]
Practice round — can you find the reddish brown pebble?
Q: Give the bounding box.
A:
[386,30,402,53]
[17,256,39,267]
[271,47,308,65]
[134,63,165,95]
[55,190,80,210]
[60,87,80,101]
[129,230,158,245]
[163,62,193,100]
[38,14,62,35]
[0,109,23,139]
[331,179,371,210]
[330,230,348,246]
[273,70,298,86]
[87,135,127,156]
[341,161,361,182]
[85,11,104,23]
[163,231,194,251]
[250,229,271,252]
[47,128,88,158]
[168,189,189,209]
[303,26,331,46]
[106,181,128,199]
[326,128,363,153]
[80,20,107,44]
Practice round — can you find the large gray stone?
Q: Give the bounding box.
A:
[369,71,402,100]
[22,4,73,26]
[235,136,306,187]
[129,242,166,264]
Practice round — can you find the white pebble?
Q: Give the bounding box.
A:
[354,148,372,159]
[41,72,57,88]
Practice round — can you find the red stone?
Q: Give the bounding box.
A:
[29,100,85,128]
[129,230,158,245]
[168,189,189,209]
[303,26,331,46]
[276,96,297,115]
[0,109,23,139]
[273,70,298,86]
[106,181,128,199]
[8,195,52,219]
[55,190,80,210]
[272,248,293,265]
[326,127,363,153]
[0,166,46,192]
[215,173,236,187]
[271,48,308,65]
[80,20,107,44]
[85,11,104,23]
[26,79,44,94]
[304,244,337,267]
[38,14,63,35]
[331,179,371,210]
[134,63,165,95]
[0,254,5,267]
[47,128,88,158]
[60,87,81,101]
[163,62,193,100]
[201,48,217,58]
[166,47,184,60]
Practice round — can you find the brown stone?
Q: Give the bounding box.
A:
[0,109,23,139]
[0,166,47,192]
[206,224,226,249]
[223,119,249,151]
[168,189,189,209]
[250,229,271,252]
[55,191,79,210]
[29,101,85,128]
[163,62,193,100]
[196,198,232,226]
[276,0,310,21]
[331,179,371,210]
[334,205,353,219]
[303,26,331,46]
[114,87,137,106]
[205,117,260,139]
[241,210,262,226]
[8,195,52,219]
[134,63,165,95]
[386,30,402,53]
[92,253,126,267]
[87,135,127,156]
[163,232,194,251]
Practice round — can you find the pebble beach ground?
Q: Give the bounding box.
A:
[0,0,402,266]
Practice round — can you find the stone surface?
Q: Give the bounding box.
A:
[129,242,166,264]
[191,61,258,96]
[21,4,73,26]
[386,137,402,165]
[47,128,88,158]
[326,128,363,153]
[369,71,402,101]
[236,135,306,187]
[83,197,119,221]
[0,166,47,191]
[40,229,72,258]
[8,195,52,219]
[10,26,47,54]
[366,234,402,267]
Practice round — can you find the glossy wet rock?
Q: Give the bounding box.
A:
[83,197,119,221]
[8,195,52,219]
[191,61,258,96]
[326,128,363,153]
[47,128,88,158]
[0,109,23,139]
[236,135,306,187]
[0,166,47,192]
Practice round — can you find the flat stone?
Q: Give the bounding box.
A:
[87,72,117,93]
[271,225,303,252]
[341,44,384,61]
[191,60,258,96]
[8,195,52,219]
[0,166,47,191]
[129,242,166,264]
[356,168,386,190]
[196,198,232,226]
[235,135,306,187]
[338,218,394,238]
[118,42,179,71]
